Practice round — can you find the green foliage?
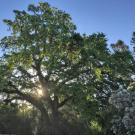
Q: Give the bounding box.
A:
[0,1,135,135]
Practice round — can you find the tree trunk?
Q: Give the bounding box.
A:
[37,112,64,135]
[51,99,63,135]
[36,100,62,135]
[37,113,52,135]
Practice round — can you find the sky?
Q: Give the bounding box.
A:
[0,0,135,46]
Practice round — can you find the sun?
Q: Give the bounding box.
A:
[37,89,43,97]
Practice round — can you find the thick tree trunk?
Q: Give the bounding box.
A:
[37,113,52,135]
[37,104,67,135]
[51,111,61,135]
[50,99,63,135]
[37,113,63,135]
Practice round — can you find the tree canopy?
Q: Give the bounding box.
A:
[0,2,135,135]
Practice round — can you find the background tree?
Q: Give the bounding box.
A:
[110,88,135,135]
[108,39,135,135]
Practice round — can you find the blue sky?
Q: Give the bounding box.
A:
[0,0,135,46]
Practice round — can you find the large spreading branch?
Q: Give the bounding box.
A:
[1,81,50,122]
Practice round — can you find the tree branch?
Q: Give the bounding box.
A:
[58,96,73,108]
[1,81,50,122]
[17,66,36,78]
